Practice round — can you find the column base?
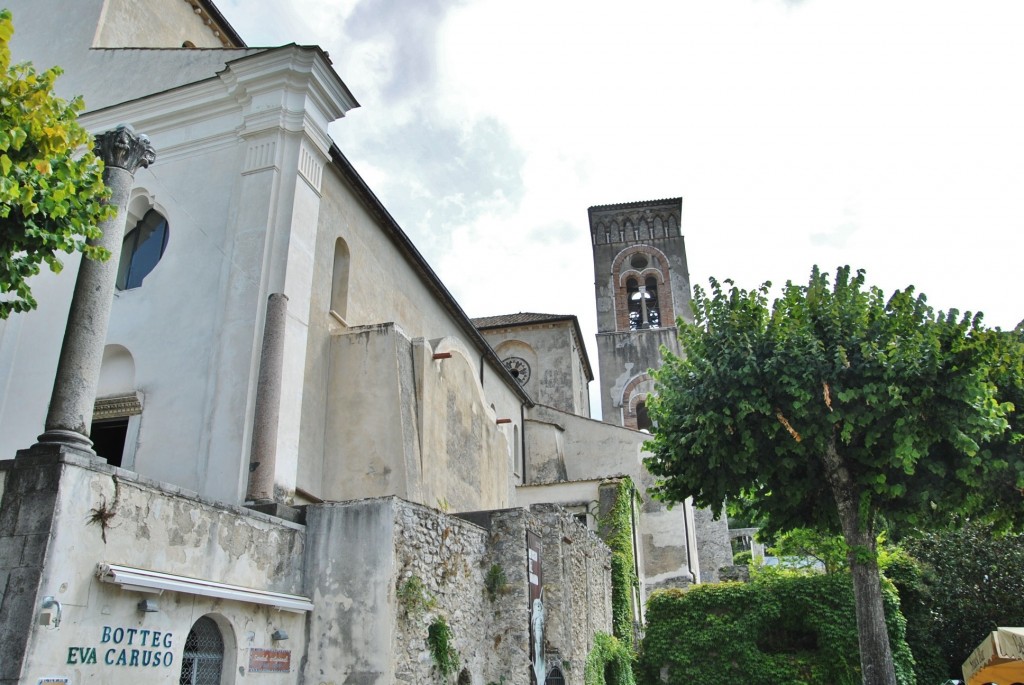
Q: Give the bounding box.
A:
[27,430,98,458]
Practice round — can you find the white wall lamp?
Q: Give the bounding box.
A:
[271,629,288,641]
[137,599,159,613]
[40,596,62,628]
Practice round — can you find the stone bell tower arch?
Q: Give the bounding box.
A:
[589,197,693,427]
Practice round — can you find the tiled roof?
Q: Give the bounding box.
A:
[471,312,575,329]
[587,197,682,212]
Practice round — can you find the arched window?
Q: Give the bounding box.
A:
[92,345,141,469]
[636,400,652,432]
[330,237,350,320]
[546,666,566,684]
[627,276,660,330]
[179,616,224,685]
[116,209,168,290]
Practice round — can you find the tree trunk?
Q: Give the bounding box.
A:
[822,437,897,685]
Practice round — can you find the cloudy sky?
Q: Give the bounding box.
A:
[219,0,1024,413]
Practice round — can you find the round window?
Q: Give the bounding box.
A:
[629,253,649,269]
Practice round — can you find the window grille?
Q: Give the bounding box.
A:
[545,666,566,685]
[179,616,224,685]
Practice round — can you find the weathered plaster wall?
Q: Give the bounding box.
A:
[594,328,677,426]
[482,323,589,416]
[299,167,524,507]
[303,499,397,683]
[524,405,697,597]
[321,324,513,512]
[95,0,227,48]
[1,452,306,685]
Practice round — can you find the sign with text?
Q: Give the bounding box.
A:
[66,625,174,669]
[249,648,291,673]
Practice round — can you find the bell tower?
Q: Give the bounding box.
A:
[590,198,692,427]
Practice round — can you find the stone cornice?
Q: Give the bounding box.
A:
[93,393,143,421]
[79,46,358,166]
[220,46,358,155]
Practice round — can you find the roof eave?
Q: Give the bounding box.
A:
[327,144,534,406]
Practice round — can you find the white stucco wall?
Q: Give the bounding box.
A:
[7,457,307,685]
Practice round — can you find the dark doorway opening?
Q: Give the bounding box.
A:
[92,417,129,467]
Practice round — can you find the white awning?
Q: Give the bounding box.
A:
[96,563,314,613]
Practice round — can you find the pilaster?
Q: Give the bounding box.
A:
[203,46,357,505]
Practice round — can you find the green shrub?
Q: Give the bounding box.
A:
[637,572,914,685]
[397,575,435,619]
[427,615,459,677]
[899,522,1024,681]
[585,632,635,685]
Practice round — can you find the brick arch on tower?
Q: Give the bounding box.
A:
[621,373,656,430]
[611,245,675,332]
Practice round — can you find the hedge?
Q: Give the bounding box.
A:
[636,571,915,685]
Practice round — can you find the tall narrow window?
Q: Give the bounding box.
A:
[627,278,642,330]
[636,400,652,432]
[645,276,661,328]
[330,237,350,320]
[117,209,168,290]
[179,616,224,685]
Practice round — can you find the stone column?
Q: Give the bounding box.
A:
[246,292,288,502]
[34,125,156,454]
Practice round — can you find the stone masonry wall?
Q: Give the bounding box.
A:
[528,504,613,685]
[392,499,490,684]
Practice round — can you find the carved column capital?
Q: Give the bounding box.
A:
[94,124,156,173]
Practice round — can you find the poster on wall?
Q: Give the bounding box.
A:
[527,530,544,685]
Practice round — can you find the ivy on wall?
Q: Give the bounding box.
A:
[636,571,915,685]
[599,478,640,649]
[584,632,635,685]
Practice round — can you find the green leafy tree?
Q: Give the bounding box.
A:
[645,266,1023,685]
[0,9,113,318]
[769,528,848,574]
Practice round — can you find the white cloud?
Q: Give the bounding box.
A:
[219,0,1024,415]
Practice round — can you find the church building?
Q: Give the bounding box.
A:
[0,2,728,684]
